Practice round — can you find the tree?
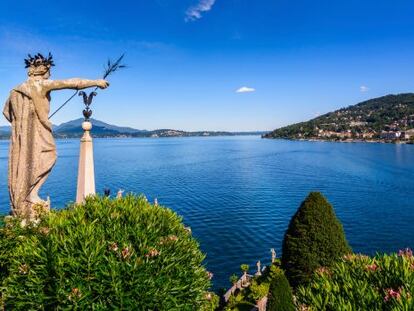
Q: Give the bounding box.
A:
[266,268,295,311]
[250,280,270,311]
[241,264,249,273]
[240,264,250,286]
[281,192,351,287]
[230,274,239,286]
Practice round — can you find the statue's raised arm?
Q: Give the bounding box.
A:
[42,78,109,93]
[2,53,109,219]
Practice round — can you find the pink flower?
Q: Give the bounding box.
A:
[366,263,378,272]
[121,247,131,259]
[68,288,82,301]
[207,271,214,280]
[343,254,355,261]
[159,235,179,245]
[108,242,119,252]
[398,248,413,258]
[205,292,212,301]
[38,227,50,235]
[145,248,160,258]
[384,288,402,302]
[168,235,178,241]
[315,267,331,276]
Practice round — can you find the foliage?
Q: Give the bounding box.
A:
[266,266,295,311]
[264,93,414,139]
[202,292,220,311]
[224,293,255,311]
[240,264,249,273]
[249,280,270,301]
[297,251,414,310]
[230,274,239,285]
[0,195,213,310]
[281,192,351,287]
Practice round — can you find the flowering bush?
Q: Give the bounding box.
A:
[0,195,216,310]
[297,251,414,310]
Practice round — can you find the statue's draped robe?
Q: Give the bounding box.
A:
[3,81,56,217]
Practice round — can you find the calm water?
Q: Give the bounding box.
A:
[1,136,413,289]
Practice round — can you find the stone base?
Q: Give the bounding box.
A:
[14,198,50,222]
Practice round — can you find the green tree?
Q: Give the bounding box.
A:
[240,264,250,287]
[281,192,351,287]
[240,264,249,273]
[266,268,295,311]
[229,274,239,285]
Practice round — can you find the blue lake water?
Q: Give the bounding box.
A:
[0,136,413,289]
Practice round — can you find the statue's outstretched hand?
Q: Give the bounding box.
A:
[96,79,109,89]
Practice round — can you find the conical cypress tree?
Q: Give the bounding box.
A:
[281,192,351,287]
[266,269,295,311]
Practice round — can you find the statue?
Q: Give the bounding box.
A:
[3,53,109,219]
[255,260,262,276]
[116,189,124,199]
[271,248,276,263]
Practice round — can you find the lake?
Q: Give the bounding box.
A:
[0,136,413,289]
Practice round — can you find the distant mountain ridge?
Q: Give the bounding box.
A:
[0,118,264,139]
[264,93,414,142]
[54,118,148,137]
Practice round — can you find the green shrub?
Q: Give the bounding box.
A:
[266,267,294,311]
[240,264,249,273]
[297,251,414,310]
[0,195,214,310]
[281,192,351,287]
[249,280,270,301]
[230,274,239,285]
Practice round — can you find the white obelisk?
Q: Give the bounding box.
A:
[76,121,96,203]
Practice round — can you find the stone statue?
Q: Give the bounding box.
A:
[3,53,109,219]
[116,189,124,199]
[271,248,276,263]
[255,260,262,276]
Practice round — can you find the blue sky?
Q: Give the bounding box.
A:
[1,0,414,131]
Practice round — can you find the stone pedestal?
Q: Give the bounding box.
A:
[76,121,95,203]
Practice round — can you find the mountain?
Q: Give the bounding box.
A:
[54,118,148,138]
[0,118,264,138]
[264,93,414,142]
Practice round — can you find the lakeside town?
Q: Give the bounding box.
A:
[264,93,414,143]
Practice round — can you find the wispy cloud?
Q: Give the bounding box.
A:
[236,86,256,93]
[185,0,216,22]
[360,85,369,93]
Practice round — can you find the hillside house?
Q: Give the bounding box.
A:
[380,131,401,140]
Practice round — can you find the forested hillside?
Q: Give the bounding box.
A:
[264,93,414,141]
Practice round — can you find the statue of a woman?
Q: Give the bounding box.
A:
[3,53,109,218]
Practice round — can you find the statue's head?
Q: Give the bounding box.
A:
[25,53,55,79]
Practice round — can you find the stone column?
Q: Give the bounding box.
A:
[76,121,95,203]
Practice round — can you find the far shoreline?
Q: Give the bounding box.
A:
[262,136,414,145]
[0,134,264,141]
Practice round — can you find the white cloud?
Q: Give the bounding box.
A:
[185,0,216,22]
[360,85,369,93]
[236,86,256,93]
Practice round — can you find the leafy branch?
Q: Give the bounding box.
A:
[49,54,127,119]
